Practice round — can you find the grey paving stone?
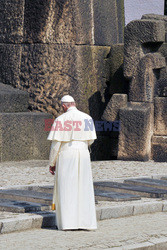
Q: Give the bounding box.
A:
[94,181,167,198]
[124,178,167,190]
[100,205,134,220]
[0,190,52,205]
[95,190,141,201]
[133,202,163,216]
[0,199,50,213]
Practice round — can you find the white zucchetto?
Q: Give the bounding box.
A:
[61,95,75,103]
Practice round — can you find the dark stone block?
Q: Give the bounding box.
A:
[33,113,52,160]
[155,78,167,97]
[0,83,29,112]
[124,19,165,80]
[152,136,167,162]
[0,44,22,87]
[102,94,127,121]
[0,112,52,162]
[105,44,125,95]
[129,53,165,103]
[142,14,167,42]
[91,135,114,161]
[93,0,124,45]
[118,103,152,161]
[0,0,24,43]
[154,97,167,136]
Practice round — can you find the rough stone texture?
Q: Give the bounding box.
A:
[0,112,52,162]
[0,0,124,46]
[129,53,166,102]
[105,44,125,95]
[0,0,124,120]
[155,78,167,97]
[0,83,29,112]
[20,44,110,119]
[102,94,127,121]
[142,14,167,42]
[154,97,167,136]
[133,202,163,215]
[152,136,167,162]
[0,44,22,87]
[118,103,152,161]
[93,0,124,45]
[0,43,110,118]
[124,19,165,80]
[0,0,24,43]
[100,205,133,219]
[91,136,114,161]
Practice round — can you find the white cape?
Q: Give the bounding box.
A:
[47,107,97,142]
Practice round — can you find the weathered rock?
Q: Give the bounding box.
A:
[124,19,165,80]
[129,53,166,102]
[102,94,127,121]
[155,78,167,97]
[0,83,29,112]
[105,44,125,95]
[91,135,113,161]
[0,43,110,118]
[154,97,167,136]
[93,0,124,45]
[24,0,124,45]
[21,44,110,119]
[0,112,52,162]
[0,0,24,43]
[5,0,124,45]
[152,136,167,162]
[0,44,22,87]
[142,14,167,42]
[118,103,152,161]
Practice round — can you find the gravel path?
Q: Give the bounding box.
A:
[0,160,167,188]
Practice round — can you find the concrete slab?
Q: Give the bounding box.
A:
[95,190,141,201]
[124,178,167,190]
[0,199,50,213]
[94,181,167,198]
[0,190,52,205]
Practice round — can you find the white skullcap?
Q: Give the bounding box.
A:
[61,95,75,103]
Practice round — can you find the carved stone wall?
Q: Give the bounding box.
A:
[0,0,124,120]
[102,14,167,162]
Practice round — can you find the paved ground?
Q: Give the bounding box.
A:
[1,212,167,250]
[0,160,167,188]
[0,160,167,249]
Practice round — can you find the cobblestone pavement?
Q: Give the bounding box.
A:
[1,212,167,250]
[0,160,167,187]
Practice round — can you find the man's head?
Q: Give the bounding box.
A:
[61,95,76,112]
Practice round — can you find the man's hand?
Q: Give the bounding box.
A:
[49,166,56,175]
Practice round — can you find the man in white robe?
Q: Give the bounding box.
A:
[47,95,97,230]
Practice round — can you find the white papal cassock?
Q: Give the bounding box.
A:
[47,106,97,230]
